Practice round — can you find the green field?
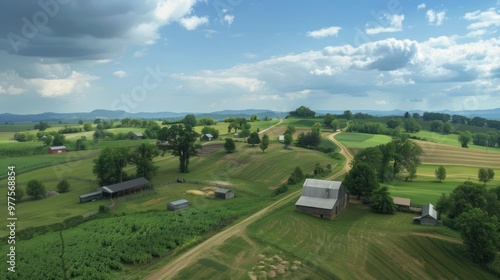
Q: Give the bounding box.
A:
[175,203,499,279]
[333,132,392,148]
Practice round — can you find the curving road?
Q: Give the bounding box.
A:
[144,131,351,280]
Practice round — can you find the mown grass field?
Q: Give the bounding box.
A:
[175,203,499,279]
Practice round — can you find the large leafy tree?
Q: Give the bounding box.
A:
[182,114,197,127]
[448,181,488,219]
[478,168,495,185]
[391,135,423,177]
[26,180,46,199]
[260,134,270,153]
[403,117,421,133]
[247,132,261,147]
[457,208,500,265]
[458,131,473,148]
[370,186,397,214]
[93,147,131,185]
[130,143,160,180]
[157,124,200,173]
[289,106,316,118]
[283,133,293,149]
[201,126,219,140]
[343,163,379,199]
[224,138,236,153]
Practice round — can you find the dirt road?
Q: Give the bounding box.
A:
[144,131,352,280]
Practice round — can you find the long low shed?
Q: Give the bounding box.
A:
[167,199,189,211]
[101,177,150,198]
[79,191,103,203]
[215,188,234,199]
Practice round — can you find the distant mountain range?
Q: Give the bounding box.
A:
[1,108,500,123]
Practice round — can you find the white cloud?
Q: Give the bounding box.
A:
[307,26,341,38]
[134,48,148,58]
[310,65,334,76]
[28,71,99,97]
[113,70,128,78]
[467,29,487,37]
[375,100,387,105]
[171,73,264,92]
[426,10,446,26]
[179,15,209,30]
[464,8,500,30]
[365,14,404,34]
[417,3,426,10]
[203,29,218,38]
[224,14,234,26]
[0,85,24,95]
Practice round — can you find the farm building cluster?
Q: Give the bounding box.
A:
[295,179,348,219]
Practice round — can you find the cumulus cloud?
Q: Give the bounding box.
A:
[307,26,341,38]
[417,3,426,10]
[426,10,446,26]
[224,14,234,26]
[113,70,128,78]
[179,15,209,30]
[0,85,24,95]
[28,71,99,97]
[170,37,500,109]
[366,14,404,34]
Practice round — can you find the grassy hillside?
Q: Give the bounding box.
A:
[175,203,499,279]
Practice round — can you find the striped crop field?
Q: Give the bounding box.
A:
[416,140,500,168]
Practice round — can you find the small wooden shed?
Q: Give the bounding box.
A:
[133,133,143,140]
[167,199,189,211]
[201,134,214,141]
[215,188,234,199]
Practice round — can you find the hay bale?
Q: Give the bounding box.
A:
[277,268,285,274]
[267,270,276,278]
[293,260,302,266]
[291,266,298,271]
[273,255,283,262]
[258,254,266,260]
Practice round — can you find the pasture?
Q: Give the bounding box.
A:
[174,203,499,279]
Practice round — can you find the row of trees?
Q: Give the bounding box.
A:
[15,179,71,201]
[435,166,495,185]
[458,130,500,148]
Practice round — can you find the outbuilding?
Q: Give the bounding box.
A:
[201,134,214,141]
[132,133,143,140]
[295,179,348,219]
[215,188,234,199]
[278,135,285,142]
[167,199,189,211]
[79,191,103,203]
[101,177,150,198]
[48,146,67,154]
[393,197,411,212]
[413,203,438,225]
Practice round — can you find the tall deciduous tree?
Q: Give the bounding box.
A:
[435,166,446,182]
[260,134,270,153]
[478,168,494,185]
[92,147,131,185]
[224,138,236,153]
[182,114,197,127]
[458,131,473,148]
[26,180,46,199]
[130,143,160,180]
[283,133,293,149]
[391,135,423,178]
[370,186,397,214]
[457,208,500,265]
[343,163,379,199]
[403,117,421,133]
[157,124,200,173]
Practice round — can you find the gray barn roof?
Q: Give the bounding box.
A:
[79,190,103,199]
[204,133,213,138]
[421,203,438,219]
[215,188,232,193]
[102,177,149,194]
[169,199,189,206]
[301,179,341,199]
[295,179,342,209]
[295,196,337,210]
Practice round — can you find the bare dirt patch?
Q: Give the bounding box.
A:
[185,187,217,197]
[197,143,224,155]
[207,180,233,187]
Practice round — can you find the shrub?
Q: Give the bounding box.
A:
[56,179,70,193]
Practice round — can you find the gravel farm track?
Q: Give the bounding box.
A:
[144,131,352,280]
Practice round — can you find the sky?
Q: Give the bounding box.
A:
[0,0,500,114]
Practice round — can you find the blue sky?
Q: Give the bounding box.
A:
[0,0,499,114]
